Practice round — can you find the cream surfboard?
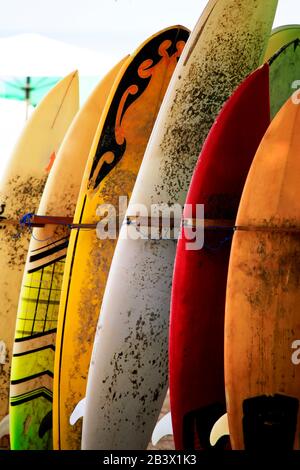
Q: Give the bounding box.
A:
[82,0,278,450]
[0,72,78,448]
[9,58,128,450]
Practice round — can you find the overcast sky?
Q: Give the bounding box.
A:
[0,0,299,54]
[0,0,299,177]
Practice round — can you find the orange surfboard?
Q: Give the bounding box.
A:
[225,94,300,450]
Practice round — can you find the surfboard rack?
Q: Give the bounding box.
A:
[125,215,180,230]
[235,224,300,233]
[20,214,183,230]
[27,215,182,230]
[22,215,74,227]
[23,214,100,229]
[183,218,235,229]
[11,214,300,233]
[125,217,235,231]
[183,219,300,233]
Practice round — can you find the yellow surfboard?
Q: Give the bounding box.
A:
[9,58,127,450]
[0,72,78,448]
[53,25,190,450]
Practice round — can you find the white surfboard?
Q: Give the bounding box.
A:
[82,0,278,450]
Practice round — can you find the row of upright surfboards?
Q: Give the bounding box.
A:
[1,0,300,450]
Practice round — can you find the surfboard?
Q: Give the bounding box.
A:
[0,72,78,448]
[269,39,300,118]
[82,0,278,450]
[8,58,128,451]
[53,25,190,450]
[169,65,270,451]
[225,81,300,451]
[170,40,300,449]
[169,39,300,451]
[265,24,300,61]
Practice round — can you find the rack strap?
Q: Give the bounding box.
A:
[4,213,300,234]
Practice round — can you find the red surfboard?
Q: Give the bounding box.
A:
[169,64,271,450]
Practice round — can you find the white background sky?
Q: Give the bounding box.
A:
[0,0,299,177]
[0,0,298,53]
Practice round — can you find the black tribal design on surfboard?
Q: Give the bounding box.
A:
[0,203,7,226]
[88,27,190,191]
